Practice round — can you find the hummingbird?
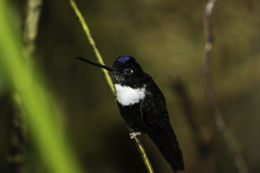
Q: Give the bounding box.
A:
[78,56,184,172]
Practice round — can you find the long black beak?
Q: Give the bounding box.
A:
[77,57,114,71]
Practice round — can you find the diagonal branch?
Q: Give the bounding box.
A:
[69,0,115,94]
[69,1,154,172]
[203,1,248,173]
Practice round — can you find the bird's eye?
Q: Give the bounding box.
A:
[123,68,134,75]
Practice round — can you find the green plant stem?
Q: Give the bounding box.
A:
[69,0,154,172]
[0,1,83,173]
[8,1,43,172]
[134,135,154,173]
[69,0,115,94]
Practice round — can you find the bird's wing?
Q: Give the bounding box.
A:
[140,73,169,126]
[140,74,184,171]
[140,92,169,126]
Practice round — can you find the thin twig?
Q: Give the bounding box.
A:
[203,1,248,173]
[23,0,43,56]
[69,0,154,172]
[69,0,115,94]
[134,135,154,173]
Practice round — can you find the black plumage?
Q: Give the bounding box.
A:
[78,56,184,172]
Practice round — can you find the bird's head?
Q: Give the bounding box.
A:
[77,56,145,87]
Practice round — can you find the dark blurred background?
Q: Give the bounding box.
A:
[1,0,260,172]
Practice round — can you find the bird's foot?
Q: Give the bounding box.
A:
[129,132,142,139]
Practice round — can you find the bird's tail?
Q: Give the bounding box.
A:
[147,124,184,172]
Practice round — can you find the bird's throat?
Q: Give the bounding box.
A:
[114,84,146,106]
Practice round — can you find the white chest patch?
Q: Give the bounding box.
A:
[114,84,146,106]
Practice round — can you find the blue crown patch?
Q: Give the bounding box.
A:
[117,56,130,62]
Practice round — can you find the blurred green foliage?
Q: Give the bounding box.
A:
[0,1,83,173]
[0,0,260,173]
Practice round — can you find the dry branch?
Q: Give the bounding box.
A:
[203,1,248,173]
[23,0,43,56]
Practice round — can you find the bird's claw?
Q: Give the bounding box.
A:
[129,132,142,139]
